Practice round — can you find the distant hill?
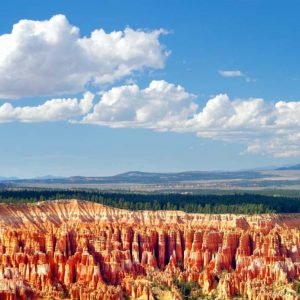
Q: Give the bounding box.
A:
[276,164,300,171]
[0,177,19,181]
[33,175,66,180]
[1,170,265,185]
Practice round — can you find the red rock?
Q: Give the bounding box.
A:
[0,200,299,299]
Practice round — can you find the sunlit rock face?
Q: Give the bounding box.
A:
[0,200,299,299]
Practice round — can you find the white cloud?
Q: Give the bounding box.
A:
[1,74,299,157]
[2,14,297,158]
[83,86,300,158]
[82,80,197,130]
[189,95,300,157]
[0,15,168,99]
[0,92,94,122]
[218,70,244,77]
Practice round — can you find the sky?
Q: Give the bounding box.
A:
[1,0,300,177]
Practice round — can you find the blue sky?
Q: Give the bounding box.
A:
[1,0,300,177]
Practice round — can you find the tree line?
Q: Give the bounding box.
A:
[0,189,299,214]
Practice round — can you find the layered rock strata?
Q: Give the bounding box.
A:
[0,200,299,299]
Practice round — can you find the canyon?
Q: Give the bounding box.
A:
[0,199,299,299]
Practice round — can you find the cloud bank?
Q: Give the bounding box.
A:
[1,79,300,157]
[0,92,93,122]
[83,80,197,130]
[1,14,299,158]
[188,94,300,157]
[84,86,300,158]
[0,15,167,99]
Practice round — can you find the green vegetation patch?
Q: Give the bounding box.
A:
[0,188,300,214]
[173,279,204,300]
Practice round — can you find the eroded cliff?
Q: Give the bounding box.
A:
[0,200,299,299]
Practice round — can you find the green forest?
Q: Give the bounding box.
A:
[0,189,299,214]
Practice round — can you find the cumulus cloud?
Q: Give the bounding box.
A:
[3,14,297,158]
[82,80,197,130]
[189,95,300,157]
[0,14,168,99]
[0,92,94,122]
[218,70,244,77]
[83,86,300,158]
[1,72,299,157]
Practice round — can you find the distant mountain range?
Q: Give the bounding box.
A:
[0,177,19,181]
[0,170,265,185]
[0,175,64,182]
[276,164,300,171]
[1,164,300,186]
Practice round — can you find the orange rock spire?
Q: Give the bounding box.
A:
[0,199,299,299]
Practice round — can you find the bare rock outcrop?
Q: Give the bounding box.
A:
[0,200,299,299]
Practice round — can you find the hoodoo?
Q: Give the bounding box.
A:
[0,199,299,299]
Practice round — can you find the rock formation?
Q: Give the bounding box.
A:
[0,199,299,299]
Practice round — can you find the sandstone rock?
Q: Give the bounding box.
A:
[0,200,299,299]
